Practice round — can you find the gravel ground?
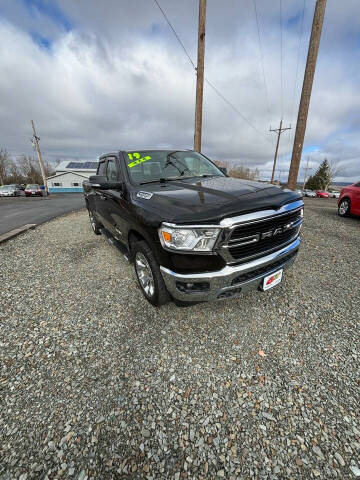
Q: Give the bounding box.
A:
[1,198,359,480]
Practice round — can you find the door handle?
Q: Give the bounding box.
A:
[99,193,107,201]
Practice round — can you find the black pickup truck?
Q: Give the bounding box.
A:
[83,150,303,306]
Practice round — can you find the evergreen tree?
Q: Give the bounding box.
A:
[305,174,320,190]
[305,159,331,190]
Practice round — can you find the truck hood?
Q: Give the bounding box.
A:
[131,176,302,224]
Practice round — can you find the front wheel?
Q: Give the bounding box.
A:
[132,240,170,306]
[338,198,350,217]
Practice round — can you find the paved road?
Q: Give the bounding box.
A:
[0,194,86,235]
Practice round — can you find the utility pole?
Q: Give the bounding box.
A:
[31,120,48,194]
[194,0,207,152]
[270,119,291,183]
[302,156,311,190]
[288,0,327,190]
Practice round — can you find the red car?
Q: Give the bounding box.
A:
[315,190,330,198]
[338,182,360,217]
[24,184,45,197]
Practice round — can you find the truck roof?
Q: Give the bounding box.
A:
[125,149,190,152]
[100,149,192,157]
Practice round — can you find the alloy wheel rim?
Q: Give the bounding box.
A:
[135,252,155,297]
[339,201,348,215]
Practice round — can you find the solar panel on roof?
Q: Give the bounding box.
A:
[66,161,98,169]
[67,162,81,169]
[82,161,98,169]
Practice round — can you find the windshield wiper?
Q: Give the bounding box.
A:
[139,175,201,185]
[139,178,181,185]
[165,151,192,177]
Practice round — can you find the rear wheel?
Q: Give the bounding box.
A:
[88,209,101,235]
[338,198,350,217]
[132,240,170,306]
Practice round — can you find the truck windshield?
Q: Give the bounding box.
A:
[125,150,224,185]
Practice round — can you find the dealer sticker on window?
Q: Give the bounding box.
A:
[128,152,152,168]
[263,269,283,291]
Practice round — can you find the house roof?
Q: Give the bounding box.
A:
[46,171,89,180]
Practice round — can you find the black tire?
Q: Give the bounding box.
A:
[88,209,101,235]
[132,240,170,306]
[338,198,350,217]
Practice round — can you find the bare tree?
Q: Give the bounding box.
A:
[228,165,260,181]
[8,159,23,184]
[0,150,56,185]
[18,155,42,184]
[44,160,56,178]
[0,149,10,185]
[214,160,260,181]
[328,159,344,189]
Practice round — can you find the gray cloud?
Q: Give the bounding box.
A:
[0,0,359,183]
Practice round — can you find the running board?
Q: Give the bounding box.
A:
[100,228,131,262]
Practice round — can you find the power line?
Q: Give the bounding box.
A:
[153,0,272,144]
[290,0,306,129]
[153,0,196,70]
[204,79,272,143]
[252,0,271,125]
[280,0,283,119]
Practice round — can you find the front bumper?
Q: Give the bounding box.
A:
[160,237,300,302]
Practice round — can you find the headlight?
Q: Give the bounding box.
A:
[159,223,221,252]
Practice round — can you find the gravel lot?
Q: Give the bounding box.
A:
[1,198,359,479]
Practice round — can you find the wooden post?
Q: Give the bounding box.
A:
[302,156,310,190]
[288,0,327,190]
[194,0,207,152]
[31,120,48,194]
[270,120,291,183]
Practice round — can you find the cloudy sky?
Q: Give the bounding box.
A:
[0,0,359,182]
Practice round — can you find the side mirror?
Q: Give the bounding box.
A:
[89,175,123,190]
[219,167,228,175]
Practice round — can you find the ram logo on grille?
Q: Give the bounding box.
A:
[235,220,297,246]
[261,221,296,240]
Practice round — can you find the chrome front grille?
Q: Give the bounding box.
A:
[218,201,303,264]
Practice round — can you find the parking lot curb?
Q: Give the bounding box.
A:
[0,224,37,244]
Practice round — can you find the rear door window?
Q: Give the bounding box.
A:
[106,157,119,181]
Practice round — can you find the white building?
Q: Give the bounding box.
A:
[47,161,98,193]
